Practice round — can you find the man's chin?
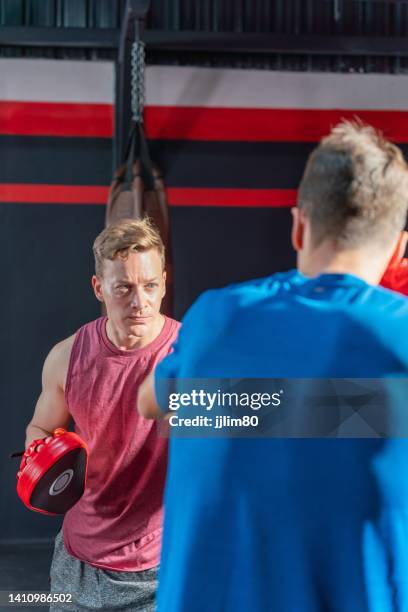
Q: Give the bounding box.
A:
[126,319,150,335]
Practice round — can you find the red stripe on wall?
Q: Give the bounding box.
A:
[1,102,408,143]
[167,187,297,207]
[0,184,109,204]
[0,101,113,137]
[145,107,408,143]
[0,184,297,207]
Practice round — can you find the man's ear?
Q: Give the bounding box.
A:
[291,207,305,252]
[92,275,104,303]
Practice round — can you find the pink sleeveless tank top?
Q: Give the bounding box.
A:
[62,315,180,571]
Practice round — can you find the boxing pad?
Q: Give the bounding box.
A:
[381,259,408,295]
[16,429,88,516]
[380,232,408,296]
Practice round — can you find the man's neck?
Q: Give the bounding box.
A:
[300,246,390,286]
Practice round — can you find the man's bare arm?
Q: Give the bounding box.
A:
[25,335,75,448]
[138,371,166,420]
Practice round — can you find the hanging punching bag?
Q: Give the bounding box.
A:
[106,24,173,316]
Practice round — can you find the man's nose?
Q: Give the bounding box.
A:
[130,287,146,310]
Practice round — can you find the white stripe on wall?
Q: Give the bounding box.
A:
[0,59,407,111]
[146,66,408,110]
[0,59,114,103]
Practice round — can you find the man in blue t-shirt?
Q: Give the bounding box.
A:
[138,122,408,612]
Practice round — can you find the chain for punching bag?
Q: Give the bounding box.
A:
[106,21,174,316]
[131,39,145,123]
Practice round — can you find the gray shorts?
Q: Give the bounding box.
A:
[50,531,158,612]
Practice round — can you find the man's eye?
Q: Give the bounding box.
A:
[146,283,158,289]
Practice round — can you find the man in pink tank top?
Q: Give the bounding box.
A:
[25,218,180,611]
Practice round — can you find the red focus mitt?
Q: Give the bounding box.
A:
[380,232,408,296]
[16,428,88,516]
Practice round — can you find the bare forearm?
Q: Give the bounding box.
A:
[25,424,53,449]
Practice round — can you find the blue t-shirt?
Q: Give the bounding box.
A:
[155,271,408,612]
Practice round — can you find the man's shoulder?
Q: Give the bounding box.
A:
[43,333,76,388]
[44,318,106,386]
[358,287,408,365]
[47,317,102,370]
[165,315,181,329]
[365,283,408,313]
[226,269,303,295]
[198,269,298,299]
[346,284,408,334]
[188,274,408,344]
[193,270,303,312]
[56,318,101,352]
[48,334,76,363]
[163,316,181,342]
[179,271,302,335]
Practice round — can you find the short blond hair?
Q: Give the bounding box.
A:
[93,217,165,278]
[298,120,408,248]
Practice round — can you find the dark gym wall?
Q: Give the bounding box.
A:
[1,203,106,540]
[3,56,408,540]
[2,0,408,540]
